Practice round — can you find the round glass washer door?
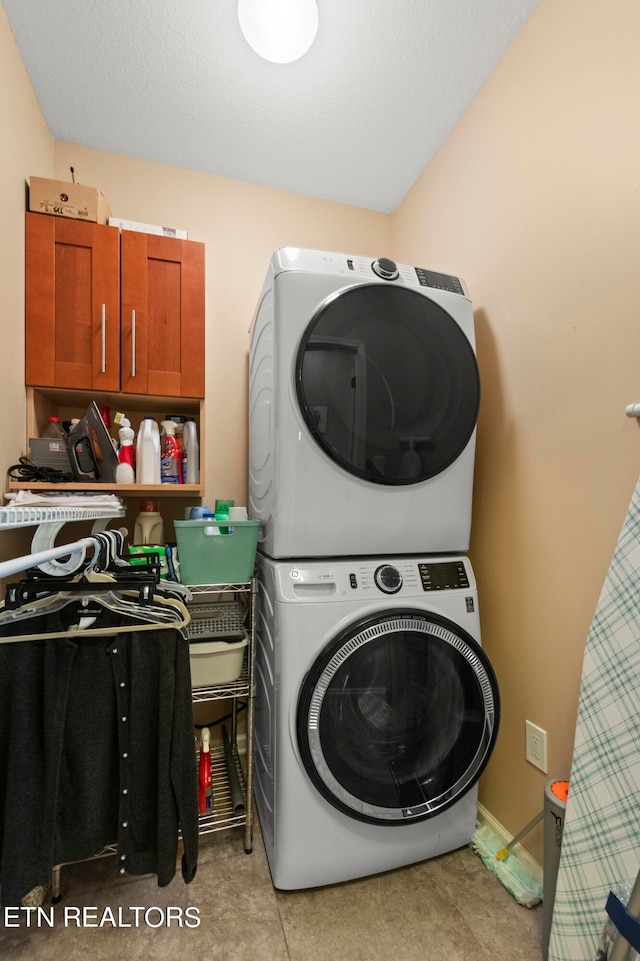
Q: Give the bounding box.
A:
[297,610,499,825]
[295,284,480,485]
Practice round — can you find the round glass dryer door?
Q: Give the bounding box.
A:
[295,284,480,485]
[297,610,499,825]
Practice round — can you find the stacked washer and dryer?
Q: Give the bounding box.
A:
[248,247,500,890]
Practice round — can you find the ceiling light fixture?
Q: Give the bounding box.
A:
[238,0,318,64]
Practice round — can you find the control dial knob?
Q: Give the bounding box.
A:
[372,257,399,281]
[374,564,403,594]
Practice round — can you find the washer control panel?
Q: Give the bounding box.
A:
[345,559,471,595]
[418,560,470,591]
[374,564,403,594]
[284,558,473,599]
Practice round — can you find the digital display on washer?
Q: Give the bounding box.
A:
[414,267,464,295]
[418,561,469,591]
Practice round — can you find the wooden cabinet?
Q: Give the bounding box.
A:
[25,213,205,399]
[25,214,120,391]
[20,213,206,497]
[120,230,204,397]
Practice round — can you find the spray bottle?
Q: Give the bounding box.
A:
[160,420,183,484]
[182,418,200,485]
[114,412,135,483]
[198,727,212,813]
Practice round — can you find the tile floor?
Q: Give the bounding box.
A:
[1,828,543,961]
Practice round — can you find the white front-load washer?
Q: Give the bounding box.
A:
[254,552,500,890]
[249,247,481,559]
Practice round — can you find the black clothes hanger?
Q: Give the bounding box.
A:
[4,574,158,609]
[0,568,191,641]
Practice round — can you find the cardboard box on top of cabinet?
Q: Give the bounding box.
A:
[28,177,112,224]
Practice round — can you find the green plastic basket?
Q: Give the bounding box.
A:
[174,519,259,585]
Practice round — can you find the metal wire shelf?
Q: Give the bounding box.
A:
[186,601,246,640]
[190,662,250,702]
[0,504,125,531]
[188,581,253,598]
[196,743,248,836]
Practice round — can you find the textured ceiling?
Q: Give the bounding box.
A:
[3,0,541,213]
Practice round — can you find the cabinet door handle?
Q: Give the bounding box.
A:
[101,304,106,373]
[131,310,136,377]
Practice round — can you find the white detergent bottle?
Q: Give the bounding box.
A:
[133,499,164,545]
[136,416,161,484]
[183,418,200,485]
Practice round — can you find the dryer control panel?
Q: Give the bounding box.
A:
[414,267,465,296]
[271,247,470,299]
[345,255,465,295]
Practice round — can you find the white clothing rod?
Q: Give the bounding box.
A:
[0,536,97,582]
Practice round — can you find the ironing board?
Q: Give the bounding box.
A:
[548,475,640,961]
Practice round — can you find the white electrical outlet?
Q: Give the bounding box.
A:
[525,720,548,773]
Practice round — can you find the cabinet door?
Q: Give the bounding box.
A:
[25,213,120,390]
[120,232,205,397]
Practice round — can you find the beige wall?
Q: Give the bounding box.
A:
[393,0,640,861]
[0,5,54,563]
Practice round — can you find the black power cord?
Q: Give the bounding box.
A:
[7,457,75,484]
[194,702,247,731]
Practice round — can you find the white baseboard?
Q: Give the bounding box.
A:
[477,803,543,884]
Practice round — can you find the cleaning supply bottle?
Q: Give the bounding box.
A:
[174,421,185,481]
[133,499,164,545]
[115,413,135,484]
[42,416,66,438]
[182,418,200,485]
[136,416,161,484]
[160,420,183,484]
[198,727,212,813]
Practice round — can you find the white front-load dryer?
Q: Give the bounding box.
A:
[253,552,500,890]
[249,247,480,559]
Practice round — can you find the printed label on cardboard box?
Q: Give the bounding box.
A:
[38,200,90,219]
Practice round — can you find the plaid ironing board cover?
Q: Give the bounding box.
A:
[549,476,640,961]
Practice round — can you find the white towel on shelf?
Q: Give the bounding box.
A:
[548,475,640,961]
[4,490,124,508]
